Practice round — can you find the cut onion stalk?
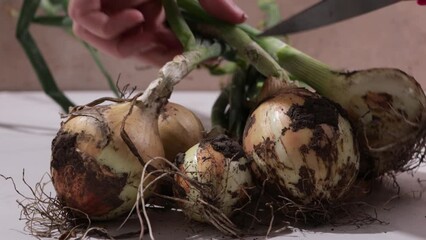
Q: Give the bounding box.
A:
[276,47,426,178]
[158,102,205,161]
[174,134,253,235]
[50,42,224,220]
[243,86,359,205]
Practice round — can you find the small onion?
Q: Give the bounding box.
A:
[51,101,165,220]
[174,134,253,222]
[243,88,359,204]
[158,102,205,161]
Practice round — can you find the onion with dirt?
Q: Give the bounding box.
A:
[243,88,360,205]
[174,134,253,229]
[51,99,166,220]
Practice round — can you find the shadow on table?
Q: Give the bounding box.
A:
[97,171,425,240]
[305,170,426,239]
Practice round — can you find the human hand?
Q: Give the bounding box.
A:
[68,0,246,66]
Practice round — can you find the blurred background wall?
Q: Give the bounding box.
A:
[1,0,425,91]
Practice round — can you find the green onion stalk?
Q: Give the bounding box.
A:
[179,0,426,179]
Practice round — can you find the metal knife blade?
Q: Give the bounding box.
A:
[260,0,400,36]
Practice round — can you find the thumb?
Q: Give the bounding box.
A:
[199,0,247,24]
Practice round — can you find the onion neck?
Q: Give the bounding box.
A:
[140,0,222,112]
[238,24,287,61]
[138,41,224,111]
[215,26,288,81]
[240,25,341,96]
[277,47,338,96]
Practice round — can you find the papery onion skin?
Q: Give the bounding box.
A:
[51,102,165,220]
[174,135,253,222]
[158,102,205,161]
[243,88,359,204]
[331,69,426,177]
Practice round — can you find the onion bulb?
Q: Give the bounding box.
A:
[158,102,205,161]
[277,46,426,177]
[51,100,165,220]
[174,134,253,223]
[243,88,359,204]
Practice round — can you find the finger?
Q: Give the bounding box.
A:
[153,28,183,52]
[117,28,159,57]
[137,1,182,50]
[101,0,151,12]
[134,45,182,66]
[69,0,144,39]
[199,0,247,24]
[73,23,154,58]
[137,0,164,31]
[68,0,149,16]
[73,23,121,57]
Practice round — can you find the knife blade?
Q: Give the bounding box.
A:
[260,0,400,36]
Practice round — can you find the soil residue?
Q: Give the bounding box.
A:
[202,134,245,161]
[51,130,127,217]
[287,94,341,132]
[294,166,316,198]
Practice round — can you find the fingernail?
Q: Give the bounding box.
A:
[225,0,247,23]
[242,13,248,21]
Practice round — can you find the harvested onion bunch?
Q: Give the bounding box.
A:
[174,134,253,234]
[170,7,362,221]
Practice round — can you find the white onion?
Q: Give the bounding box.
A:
[243,88,359,204]
[174,134,253,222]
[158,102,205,161]
[51,101,165,220]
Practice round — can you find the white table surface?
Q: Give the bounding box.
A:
[0,91,425,240]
